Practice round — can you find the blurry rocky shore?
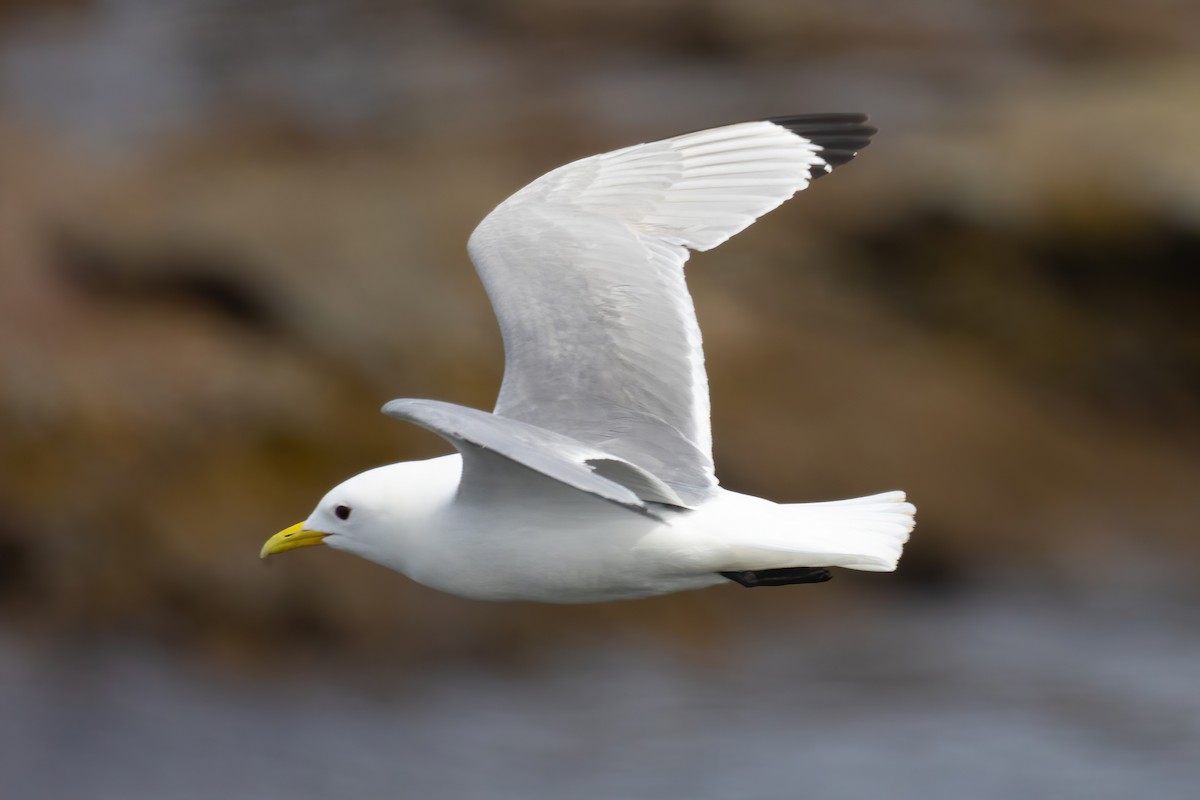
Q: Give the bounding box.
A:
[1,0,1198,665]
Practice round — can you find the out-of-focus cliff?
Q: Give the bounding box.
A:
[1,0,1198,664]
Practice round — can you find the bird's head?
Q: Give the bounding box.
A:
[259,456,461,569]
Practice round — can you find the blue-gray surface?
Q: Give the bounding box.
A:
[2,588,1197,800]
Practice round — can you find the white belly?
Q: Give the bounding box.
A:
[404,492,726,603]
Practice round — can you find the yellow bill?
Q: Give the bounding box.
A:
[260,521,329,559]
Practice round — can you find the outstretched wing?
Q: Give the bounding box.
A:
[382,398,687,517]
[467,114,876,504]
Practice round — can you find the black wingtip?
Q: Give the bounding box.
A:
[765,113,877,180]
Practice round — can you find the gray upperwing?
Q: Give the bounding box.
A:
[380,399,688,517]
[467,114,875,506]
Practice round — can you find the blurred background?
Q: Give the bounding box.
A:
[2,0,1199,797]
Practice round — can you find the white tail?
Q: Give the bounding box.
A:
[781,491,915,571]
[712,490,915,573]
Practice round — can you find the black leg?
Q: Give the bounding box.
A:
[720,567,833,588]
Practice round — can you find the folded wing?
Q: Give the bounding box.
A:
[382,398,686,516]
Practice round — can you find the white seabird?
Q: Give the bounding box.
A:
[261,114,915,603]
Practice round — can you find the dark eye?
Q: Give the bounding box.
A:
[334,504,352,521]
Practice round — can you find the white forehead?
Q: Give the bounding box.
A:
[319,454,462,509]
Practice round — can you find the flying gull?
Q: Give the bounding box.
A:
[260,114,915,602]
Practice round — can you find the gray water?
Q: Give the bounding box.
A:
[2,588,1197,800]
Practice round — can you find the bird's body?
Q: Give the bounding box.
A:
[315,455,909,603]
[337,456,721,603]
[262,114,915,602]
